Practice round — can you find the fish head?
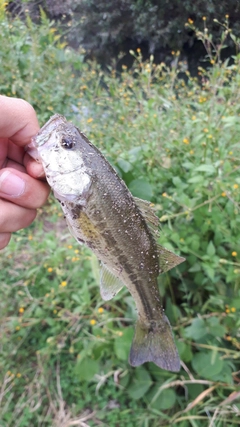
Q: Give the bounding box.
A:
[28,114,91,203]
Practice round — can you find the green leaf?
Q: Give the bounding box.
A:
[192,351,224,379]
[75,358,99,381]
[188,175,204,183]
[202,263,215,281]
[149,386,176,410]
[195,164,216,174]
[127,367,152,400]
[117,158,132,173]
[184,318,207,340]
[206,317,226,337]
[114,328,133,361]
[176,341,193,362]
[128,179,153,200]
[207,241,216,257]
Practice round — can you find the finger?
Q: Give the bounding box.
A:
[23,152,45,179]
[3,158,26,173]
[0,199,37,233]
[0,140,46,179]
[0,168,50,209]
[0,232,11,250]
[0,96,39,146]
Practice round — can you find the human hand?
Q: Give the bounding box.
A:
[0,95,50,249]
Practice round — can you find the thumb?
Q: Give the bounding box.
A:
[0,168,50,208]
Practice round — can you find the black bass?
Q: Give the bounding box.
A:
[28,114,185,372]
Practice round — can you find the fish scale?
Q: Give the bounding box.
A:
[28,114,185,372]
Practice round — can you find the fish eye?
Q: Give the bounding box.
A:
[61,137,75,149]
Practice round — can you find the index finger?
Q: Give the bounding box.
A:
[0,96,39,146]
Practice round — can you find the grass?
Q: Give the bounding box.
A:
[0,5,240,426]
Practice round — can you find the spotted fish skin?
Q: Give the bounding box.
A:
[30,114,185,372]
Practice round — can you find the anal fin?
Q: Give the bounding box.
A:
[100,263,124,301]
[157,244,185,273]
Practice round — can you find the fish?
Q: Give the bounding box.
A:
[28,114,185,372]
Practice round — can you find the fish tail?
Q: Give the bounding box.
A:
[129,314,180,372]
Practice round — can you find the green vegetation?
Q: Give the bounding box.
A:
[8,0,240,66]
[1,6,240,427]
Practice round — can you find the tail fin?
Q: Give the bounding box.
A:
[129,315,180,372]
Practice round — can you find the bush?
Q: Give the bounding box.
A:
[7,0,240,66]
[0,8,240,426]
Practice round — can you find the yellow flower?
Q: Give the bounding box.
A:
[87,117,93,123]
[221,192,226,197]
[162,192,168,197]
[233,184,239,189]
[60,281,67,287]
[189,150,194,155]
[15,326,20,331]
[47,267,53,273]
[74,249,79,254]
[188,18,194,24]
[192,115,196,120]
[16,373,21,378]
[202,16,206,21]
[67,245,73,249]
[226,308,230,314]
[98,307,104,314]
[231,307,236,313]
[137,48,141,53]
[203,128,208,133]
[232,251,237,257]
[28,235,33,241]
[53,309,57,314]
[207,134,213,139]
[183,137,189,144]
[19,307,24,314]
[225,14,229,19]
[90,319,96,326]
[229,151,233,155]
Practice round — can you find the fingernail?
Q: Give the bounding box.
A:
[0,171,25,197]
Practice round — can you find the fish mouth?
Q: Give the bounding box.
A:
[27,114,67,160]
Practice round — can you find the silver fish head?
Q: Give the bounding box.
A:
[29,114,91,203]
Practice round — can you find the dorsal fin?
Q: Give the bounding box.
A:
[133,197,185,273]
[134,197,160,238]
[100,263,125,301]
[157,244,185,273]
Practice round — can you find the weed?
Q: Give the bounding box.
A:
[0,9,240,427]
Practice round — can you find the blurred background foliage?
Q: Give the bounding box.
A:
[5,0,240,73]
[0,1,240,426]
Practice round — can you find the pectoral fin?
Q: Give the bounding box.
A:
[100,263,124,301]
